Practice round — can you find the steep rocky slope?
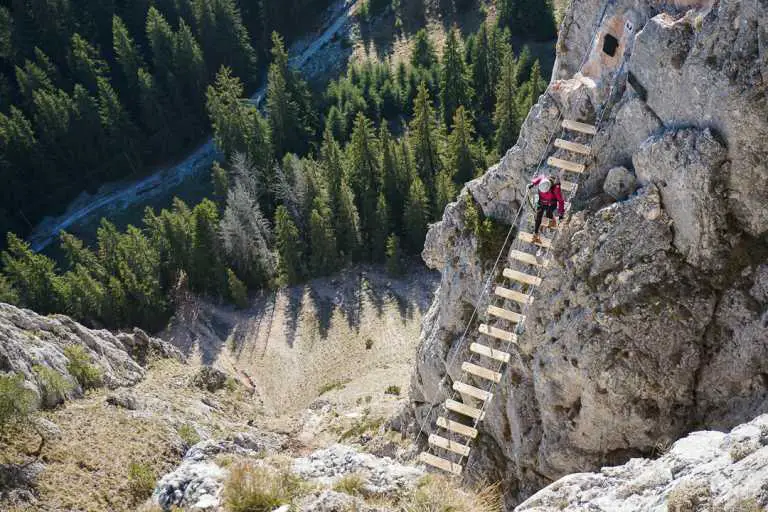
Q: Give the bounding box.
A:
[411,0,768,506]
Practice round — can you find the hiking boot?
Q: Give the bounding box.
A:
[531,234,542,245]
[548,218,557,229]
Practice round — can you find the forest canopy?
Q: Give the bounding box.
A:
[0,0,557,332]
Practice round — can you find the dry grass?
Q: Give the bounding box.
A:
[223,462,306,512]
[400,474,503,512]
[333,472,367,496]
[667,480,711,512]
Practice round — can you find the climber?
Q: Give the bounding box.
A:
[528,174,565,244]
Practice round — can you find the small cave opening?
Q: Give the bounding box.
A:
[603,33,619,57]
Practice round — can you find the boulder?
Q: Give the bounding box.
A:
[603,166,637,199]
[190,366,228,393]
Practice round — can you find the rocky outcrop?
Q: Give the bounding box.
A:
[293,444,423,494]
[0,303,181,408]
[153,433,285,511]
[515,414,768,511]
[410,0,768,506]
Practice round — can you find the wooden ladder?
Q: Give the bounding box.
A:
[418,118,597,475]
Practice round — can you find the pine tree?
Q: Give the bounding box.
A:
[409,82,441,196]
[145,8,176,85]
[227,268,249,308]
[447,106,478,185]
[410,29,436,69]
[347,113,380,251]
[69,33,109,94]
[266,32,312,158]
[380,125,405,234]
[211,161,229,202]
[174,20,206,112]
[112,16,146,101]
[192,0,257,84]
[191,199,226,295]
[385,234,404,275]
[439,28,472,128]
[494,52,519,156]
[1,233,60,314]
[435,170,456,215]
[97,77,140,176]
[274,205,303,284]
[403,177,429,253]
[371,194,389,261]
[308,197,338,276]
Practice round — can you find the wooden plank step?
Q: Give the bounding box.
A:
[487,305,525,324]
[547,157,586,174]
[554,138,591,156]
[503,268,543,286]
[429,433,471,457]
[436,416,478,439]
[518,231,552,248]
[495,285,534,305]
[561,180,578,193]
[446,398,485,420]
[453,381,493,402]
[419,451,463,475]
[471,342,511,363]
[562,119,597,135]
[462,361,502,383]
[509,249,548,268]
[479,323,517,343]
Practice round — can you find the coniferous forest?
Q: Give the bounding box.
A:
[0,0,556,331]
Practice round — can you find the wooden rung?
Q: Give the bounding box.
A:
[554,138,591,155]
[446,398,485,420]
[419,451,463,475]
[453,381,493,402]
[429,433,471,457]
[503,268,543,286]
[462,362,502,383]
[562,119,597,135]
[436,416,478,439]
[478,323,517,343]
[495,285,534,305]
[518,231,552,248]
[547,157,586,174]
[561,180,578,193]
[487,305,525,324]
[509,249,548,268]
[471,342,511,362]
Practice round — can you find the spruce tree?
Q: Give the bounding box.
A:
[69,33,109,94]
[191,199,225,295]
[334,180,361,261]
[274,205,303,284]
[347,113,380,250]
[439,28,472,128]
[112,16,145,100]
[410,29,436,69]
[409,82,441,198]
[403,177,429,253]
[494,52,520,156]
[385,234,404,275]
[371,194,390,261]
[227,268,249,308]
[308,197,338,276]
[435,170,456,215]
[1,233,60,314]
[447,106,477,185]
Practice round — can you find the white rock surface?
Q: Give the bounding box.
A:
[515,414,768,511]
[293,444,423,495]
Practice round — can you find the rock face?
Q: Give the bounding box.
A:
[410,0,768,506]
[0,303,182,407]
[515,414,768,511]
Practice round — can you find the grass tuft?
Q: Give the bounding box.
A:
[128,462,157,503]
[404,475,503,512]
[318,379,350,395]
[64,345,103,390]
[177,424,201,448]
[33,364,73,404]
[384,385,401,396]
[0,373,36,434]
[333,473,366,496]
[223,463,304,512]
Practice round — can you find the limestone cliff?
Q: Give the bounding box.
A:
[410,0,768,505]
